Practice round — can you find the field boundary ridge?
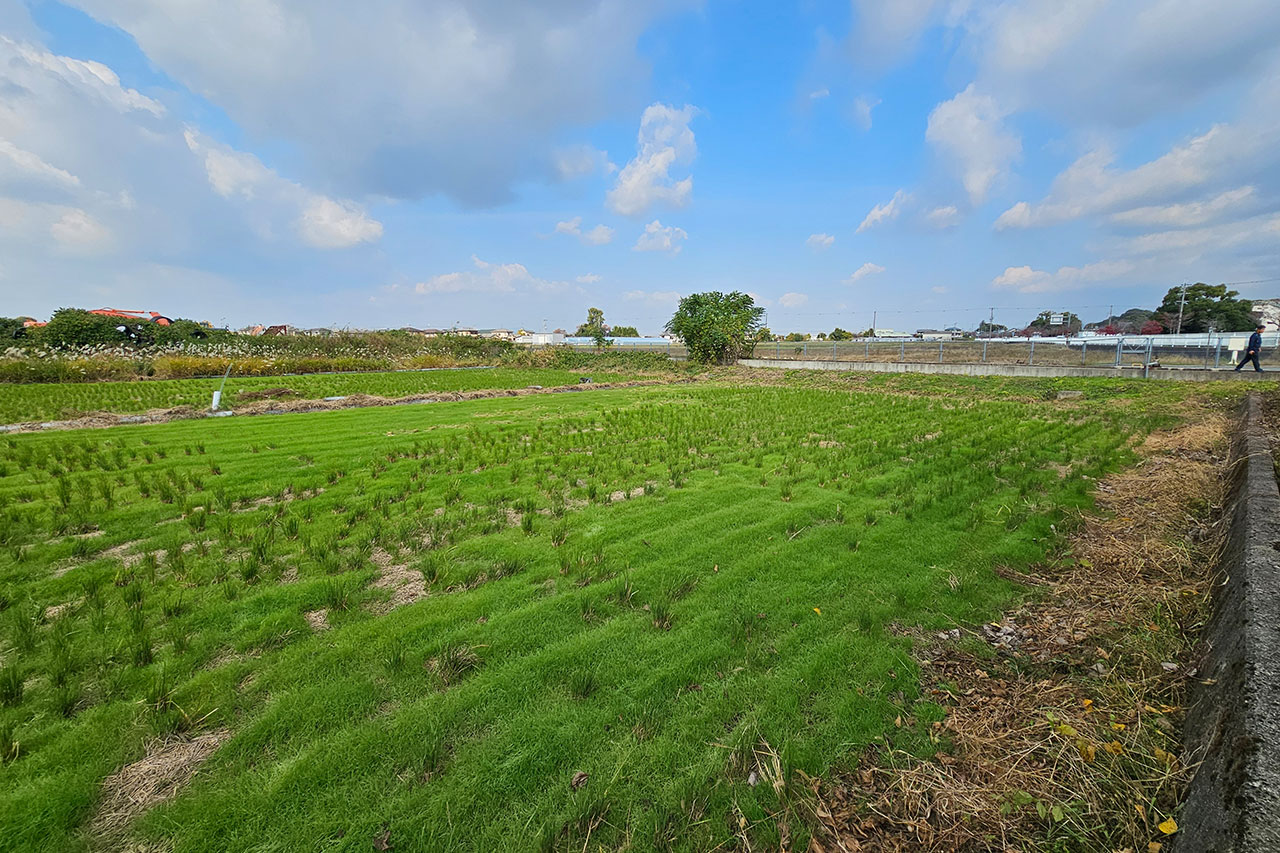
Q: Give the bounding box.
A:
[1179,392,1280,851]
[737,357,1276,382]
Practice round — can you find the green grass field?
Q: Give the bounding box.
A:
[0,379,1188,851]
[0,367,649,423]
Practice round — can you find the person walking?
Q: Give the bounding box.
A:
[1234,324,1266,372]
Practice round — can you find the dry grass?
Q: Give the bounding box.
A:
[90,729,230,845]
[368,547,428,613]
[808,412,1230,852]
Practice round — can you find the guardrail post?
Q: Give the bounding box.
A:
[833,341,837,360]
[1215,335,1221,368]
[938,341,944,363]
[864,339,869,359]
[1082,340,1087,364]
[1029,340,1035,365]
[1115,337,1123,367]
[804,341,808,358]
[1144,338,1153,378]
[899,341,905,362]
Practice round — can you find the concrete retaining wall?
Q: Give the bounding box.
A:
[736,357,1275,382]
[1179,393,1280,851]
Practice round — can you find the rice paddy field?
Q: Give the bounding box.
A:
[0,376,1212,851]
[0,367,651,424]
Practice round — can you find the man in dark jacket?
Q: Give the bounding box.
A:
[1234,325,1266,372]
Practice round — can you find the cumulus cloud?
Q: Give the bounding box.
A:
[926,85,1020,204]
[554,145,614,181]
[925,205,959,227]
[992,259,1135,293]
[415,255,568,296]
[857,190,908,232]
[778,292,809,308]
[185,130,382,249]
[809,88,830,100]
[851,96,880,131]
[50,208,111,250]
[0,138,81,189]
[996,128,1263,229]
[607,104,698,216]
[806,232,835,250]
[554,216,615,246]
[632,220,688,254]
[847,262,885,282]
[1109,186,1257,228]
[63,1,693,205]
[624,289,682,307]
[576,273,602,284]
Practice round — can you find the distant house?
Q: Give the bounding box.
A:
[478,328,516,341]
[915,329,961,341]
[452,327,480,337]
[516,332,566,346]
[872,328,912,339]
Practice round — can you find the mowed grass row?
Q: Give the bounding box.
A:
[0,367,647,423]
[0,382,1165,851]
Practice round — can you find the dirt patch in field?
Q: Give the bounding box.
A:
[303,609,329,631]
[90,729,230,846]
[368,547,427,613]
[805,409,1230,852]
[1,378,695,433]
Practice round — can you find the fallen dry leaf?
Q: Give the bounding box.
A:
[570,771,589,791]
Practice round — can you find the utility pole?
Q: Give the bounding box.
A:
[989,307,995,337]
[871,310,877,335]
[1175,284,1188,334]
[1108,305,1113,327]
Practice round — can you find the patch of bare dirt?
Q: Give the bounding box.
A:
[368,547,427,613]
[303,609,329,631]
[806,410,1231,853]
[90,729,230,845]
[0,378,697,433]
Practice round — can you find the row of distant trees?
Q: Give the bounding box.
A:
[979,284,1257,338]
[1,309,229,347]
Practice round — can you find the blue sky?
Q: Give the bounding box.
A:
[3,0,1280,334]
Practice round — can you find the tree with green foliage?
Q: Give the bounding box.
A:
[609,325,639,337]
[975,321,1008,335]
[575,307,607,337]
[784,332,809,342]
[665,291,765,364]
[829,327,853,341]
[1028,311,1081,335]
[1155,283,1254,332]
[0,317,30,340]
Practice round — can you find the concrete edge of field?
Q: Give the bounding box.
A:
[1178,392,1280,851]
[736,357,1276,381]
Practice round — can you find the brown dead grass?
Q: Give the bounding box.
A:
[90,729,230,846]
[807,410,1230,852]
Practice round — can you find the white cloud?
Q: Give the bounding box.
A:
[847,262,885,282]
[553,145,614,180]
[997,129,1260,229]
[0,138,80,188]
[607,104,697,216]
[50,208,111,250]
[1109,186,1257,228]
[851,96,880,131]
[925,205,959,227]
[298,197,383,249]
[926,84,1020,204]
[415,255,568,296]
[62,2,694,205]
[576,273,602,284]
[624,289,682,308]
[632,220,688,254]
[857,190,908,232]
[809,88,830,100]
[554,216,615,245]
[185,130,382,249]
[778,292,808,308]
[850,0,948,66]
[1115,213,1280,258]
[931,286,947,294]
[806,232,835,250]
[992,259,1135,293]
[3,36,163,117]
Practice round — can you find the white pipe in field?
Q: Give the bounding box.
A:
[211,390,222,411]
